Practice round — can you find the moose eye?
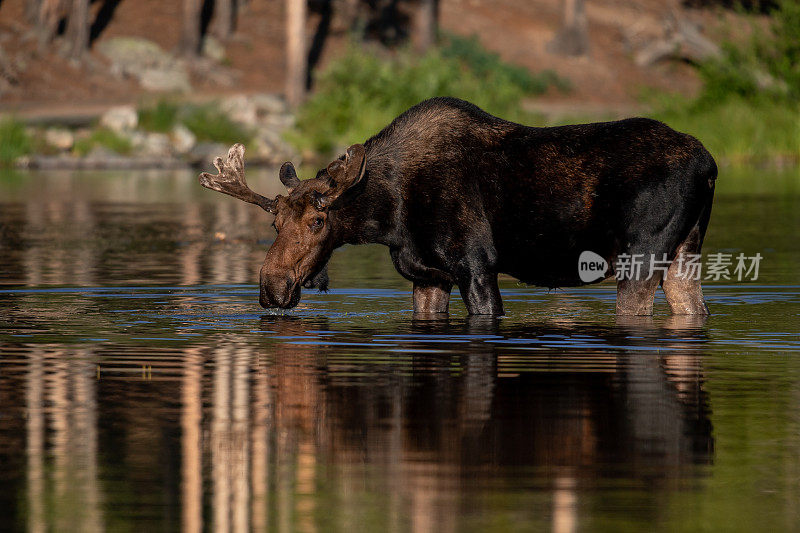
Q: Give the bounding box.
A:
[311,217,324,230]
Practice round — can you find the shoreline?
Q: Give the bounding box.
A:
[15,153,288,171]
[10,150,800,173]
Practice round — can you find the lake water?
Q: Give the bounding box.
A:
[0,167,798,531]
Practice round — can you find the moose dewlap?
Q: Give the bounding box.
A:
[199,97,717,316]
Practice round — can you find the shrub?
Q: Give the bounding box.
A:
[699,0,800,103]
[0,117,32,166]
[442,34,571,94]
[138,100,180,133]
[181,104,253,145]
[139,100,253,145]
[290,36,569,155]
[653,96,800,163]
[73,128,133,156]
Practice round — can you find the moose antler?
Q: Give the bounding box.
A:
[198,144,276,212]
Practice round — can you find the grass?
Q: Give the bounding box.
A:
[181,104,253,145]
[0,117,32,166]
[649,95,800,165]
[139,100,253,145]
[442,34,571,94]
[646,0,800,165]
[289,35,569,155]
[698,0,800,104]
[73,128,133,157]
[138,100,180,133]
[626,0,800,166]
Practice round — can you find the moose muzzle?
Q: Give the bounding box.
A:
[259,265,300,309]
[259,264,329,309]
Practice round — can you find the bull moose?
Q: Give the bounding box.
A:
[199,97,716,316]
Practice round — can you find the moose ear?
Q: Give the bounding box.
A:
[326,144,366,192]
[279,161,301,192]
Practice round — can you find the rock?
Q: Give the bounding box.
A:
[171,124,196,154]
[251,93,289,116]
[220,95,258,127]
[261,113,295,130]
[129,131,172,156]
[43,128,74,151]
[189,57,237,88]
[14,155,31,168]
[127,130,146,149]
[100,105,138,133]
[140,133,172,156]
[253,128,296,162]
[253,136,277,160]
[202,36,226,63]
[98,37,191,93]
[87,145,119,160]
[189,142,228,165]
[98,37,168,71]
[139,68,191,93]
[25,153,186,170]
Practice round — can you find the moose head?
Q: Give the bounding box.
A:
[199,143,366,309]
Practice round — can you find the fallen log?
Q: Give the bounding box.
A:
[635,17,721,67]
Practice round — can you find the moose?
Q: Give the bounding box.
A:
[199,97,716,316]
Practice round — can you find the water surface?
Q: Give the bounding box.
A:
[1,167,799,531]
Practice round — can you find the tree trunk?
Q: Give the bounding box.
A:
[25,0,42,25]
[411,0,438,53]
[286,0,307,108]
[214,0,236,39]
[37,0,63,49]
[180,0,204,57]
[65,0,90,59]
[547,0,588,56]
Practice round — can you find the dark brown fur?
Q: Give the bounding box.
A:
[200,97,717,316]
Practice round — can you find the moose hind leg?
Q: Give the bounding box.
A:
[616,277,661,316]
[662,229,709,315]
[413,283,452,314]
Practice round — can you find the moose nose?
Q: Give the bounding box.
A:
[259,271,297,309]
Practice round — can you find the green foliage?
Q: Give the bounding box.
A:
[290,36,569,155]
[138,100,180,133]
[762,0,800,97]
[699,0,800,102]
[653,96,800,163]
[441,34,571,94]
[181,104,253,145]
[646,0,800,164]
[0,117,32,166]
[73,128,133,157]
[139,100,252,144]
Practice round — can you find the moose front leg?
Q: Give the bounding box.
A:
[413,283,452,314]
[458,272,504,316]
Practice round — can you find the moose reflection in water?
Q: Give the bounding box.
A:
[3,316,713,531]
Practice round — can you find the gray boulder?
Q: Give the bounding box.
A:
[189,142,228,165]
[44,128,74,151]
[221,95,259,127]
[171,124,197,154]
[98,37,191,93]
[202,36,227,63]
[99,105,138,133]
